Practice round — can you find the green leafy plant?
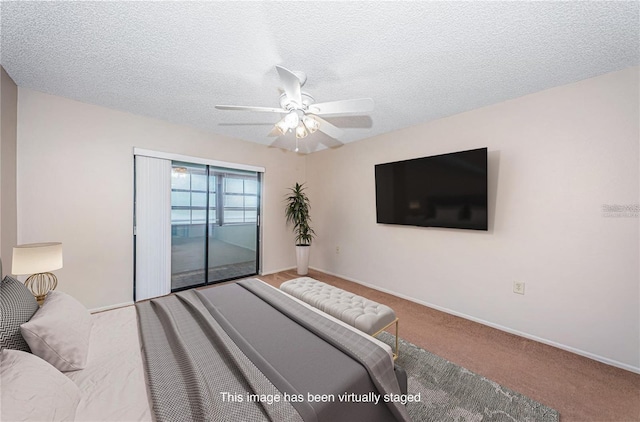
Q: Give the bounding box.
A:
[285,182,316,246]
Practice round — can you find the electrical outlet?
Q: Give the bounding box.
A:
[335,246,340,255]
[513,281,525,295]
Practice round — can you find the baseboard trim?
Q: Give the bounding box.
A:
[310,267,640,375]
[260,266,296,276]
[89,301,134,314]
[90,268,297,313]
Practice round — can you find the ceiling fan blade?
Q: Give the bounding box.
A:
[268,131,305,153]
[314,131,344,149]
[308,98,374,116]
[269,135,293,150]
[313,115,344,139]
[276,65,302,107]
[215,105,287,113]
[320,138,344,149]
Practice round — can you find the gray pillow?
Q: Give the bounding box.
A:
[0,276,39,351]
[21,290,93,371]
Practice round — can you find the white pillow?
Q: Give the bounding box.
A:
[20,290,93,372]
[0,349,81,421]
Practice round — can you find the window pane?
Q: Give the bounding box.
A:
[245,209,257,222]
[225,178,244,194]
[245,195,257,208]
[192,209,206,224]
[209,175,216,192]
[208,208,217,224]
[225,195,243,208]
[192,192,207,207]
[224,210,244,223]
[245,179,258,194]
[208,193,216,208]
[171,171,190,190]
[171,191,190,207]
[192,173,207,191]
[171,209,190,224]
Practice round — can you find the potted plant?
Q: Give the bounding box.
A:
[285,182,315,275]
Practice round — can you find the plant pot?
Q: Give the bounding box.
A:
[296,245,310,275]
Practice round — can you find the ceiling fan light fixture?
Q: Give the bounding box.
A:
[302,115,320,133]
[283,110,300,129]
[295,124,308,139]
[216,66,374,152]
[275,119,289,135]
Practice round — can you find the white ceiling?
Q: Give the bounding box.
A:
[1,1,638,153]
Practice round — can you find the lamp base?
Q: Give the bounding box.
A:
[24,272,58,305]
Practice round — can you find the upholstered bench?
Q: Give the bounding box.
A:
[280,277,399,359]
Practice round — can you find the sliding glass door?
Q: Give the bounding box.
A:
[170,162,260,291]
[207,169,259,284]
[170,162,207,289]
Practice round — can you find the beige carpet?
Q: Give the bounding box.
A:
[259,269,640,422]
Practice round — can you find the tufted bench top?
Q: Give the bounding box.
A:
[280,277,396,336]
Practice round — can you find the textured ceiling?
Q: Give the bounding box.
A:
[1,1,638,153]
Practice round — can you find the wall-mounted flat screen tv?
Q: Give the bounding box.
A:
[375,147,488,231]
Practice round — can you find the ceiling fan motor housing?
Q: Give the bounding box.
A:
[280,92,315,111]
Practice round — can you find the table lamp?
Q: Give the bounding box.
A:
[12,242,63,305]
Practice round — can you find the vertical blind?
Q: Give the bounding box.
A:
[134,155,172,301]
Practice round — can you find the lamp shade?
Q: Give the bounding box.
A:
[302,116,320,133]
[12,242,63,275]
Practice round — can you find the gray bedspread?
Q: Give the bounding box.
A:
[136,279,411,422]
[136,289,302,422]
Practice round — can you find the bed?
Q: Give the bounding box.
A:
[1,275,410,422]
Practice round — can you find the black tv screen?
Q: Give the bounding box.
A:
[375,148,488,230]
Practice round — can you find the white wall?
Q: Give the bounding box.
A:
[17,89,304,309]
[15,68,639,372]
[306,67,639,371]
[0,66,18,275]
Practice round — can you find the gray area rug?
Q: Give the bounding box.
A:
[377,332,560,422]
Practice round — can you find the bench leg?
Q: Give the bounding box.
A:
[373,318,399,361]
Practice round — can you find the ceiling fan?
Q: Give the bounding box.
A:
[215,66,374,151]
